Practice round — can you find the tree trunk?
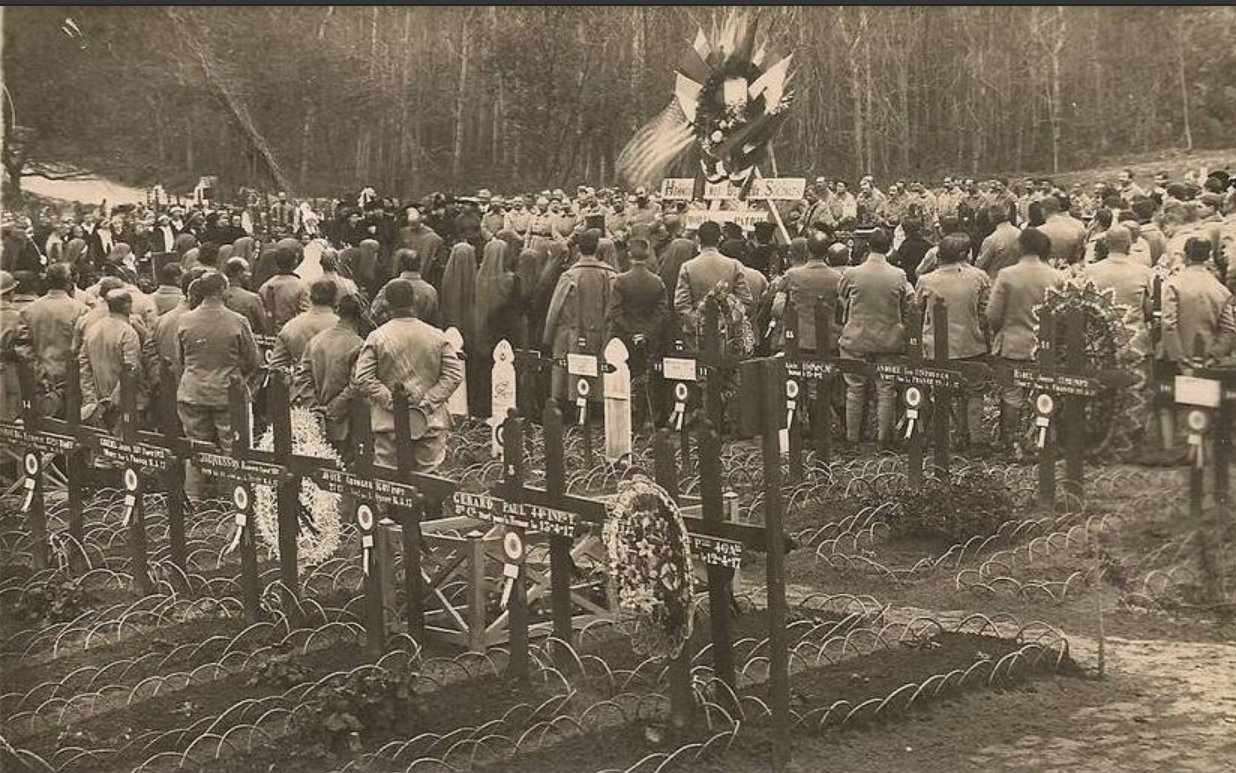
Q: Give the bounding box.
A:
[1175,17,1193,152]
[186,110,195,174]
[451,10,472,183]
[1048,7,1066,173]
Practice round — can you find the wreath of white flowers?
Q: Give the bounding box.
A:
[253,407,344,567]
[602,475,695,660]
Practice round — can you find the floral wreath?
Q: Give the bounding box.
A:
[602,475,695,660]
[616,11,795,188]
[685,281,756,360]
[1032,275,1140,458]
[253,407,344,567]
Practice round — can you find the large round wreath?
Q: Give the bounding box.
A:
[253,407,344,567]
[1032,275,1141,458]
[602,475,695,660]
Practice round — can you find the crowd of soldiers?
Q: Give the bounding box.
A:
[2,166,1234,494]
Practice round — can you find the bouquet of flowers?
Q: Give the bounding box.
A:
[602,476,695,660]
[684,282,756,360]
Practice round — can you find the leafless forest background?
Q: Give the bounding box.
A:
[4,6,1235,199]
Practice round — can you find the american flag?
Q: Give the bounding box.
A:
[616,100,694,190]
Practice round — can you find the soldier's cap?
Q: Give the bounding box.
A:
[105,287,132,305]
[0,270,15,296]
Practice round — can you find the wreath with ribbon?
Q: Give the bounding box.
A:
[615,11,795,188]
[1032,275,1141,458]
[602,475,695,660]
[253,407,344,567]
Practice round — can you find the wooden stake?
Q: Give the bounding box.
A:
[760,359,791,771]
[655,428,693,737]
[543,403,574,645]
[503,411,530,685]
[393,385,425,641]
[120,367,151,594]
[697,419,735,692]
[268,373,300,615]
[1036,311,1058,510]
[930,298,952,476]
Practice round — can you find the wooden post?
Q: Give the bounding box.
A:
[543,403,573,644]
[159,367,188,572]
[573,334,597,472]
[228,379,262,623]
[930,298,952,476]
[760,358,791,772]
[444,326,469,418]
[393,385,425,641]
[813,299,834,463]
[655,428,693,737]
[697,418,735,691]
[1212,393,1231,604]
[119,367,151,594]
[905,302,925,488]
[702,298,723,431]
[63,359,86,568]
[235,483,262,625]
[783,299,804,482]
[502,411,530,685]
[1061,307,1086,507]
[360,499,386,658]
[1036,311,1058,510]
[268,373,300,612]
[16,362,48,572]
[378,525,399,625]
[467,530,487,652]
[603,338,633,462]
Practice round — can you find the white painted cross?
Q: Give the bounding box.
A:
[490,339,516,458]
[444,327,469,418]
[603,338,632,462]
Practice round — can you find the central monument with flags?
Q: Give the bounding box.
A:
[617,10,801,239]
[617,10,796,191]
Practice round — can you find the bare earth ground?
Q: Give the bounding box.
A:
[704,623,1236,773]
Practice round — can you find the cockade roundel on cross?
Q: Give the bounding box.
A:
[617,11,795,188]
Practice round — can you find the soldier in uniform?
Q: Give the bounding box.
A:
[986,228,1063,448]
[223,257,271,335]
[543,229,617,405]
[606,236,670,418]
[293,294,365,457]
[837,227,911,447]
[258,248,306,332]
[79,288,145,430]
[174,272,261,498]
[270,279,338,373]
[371,249,438,327]
[352,280,463,472]
[503,196,532,240]
[16,263,88,415]
[915,234,991,448]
